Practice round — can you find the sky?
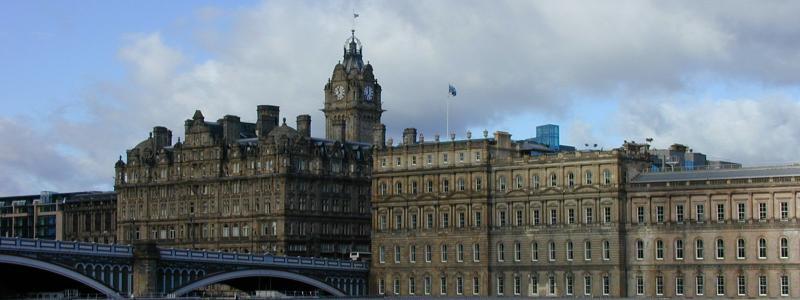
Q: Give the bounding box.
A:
[2,0,800,195]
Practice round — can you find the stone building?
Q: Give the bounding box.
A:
[370,127,800,297]
[369,129,651,297]
[61,191,117,243]
[626,166,800,298]
[114,30,382,258]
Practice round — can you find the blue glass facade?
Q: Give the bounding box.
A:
[535,124,560,150]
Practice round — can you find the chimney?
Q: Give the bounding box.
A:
[373,124,386,147]
[256,105,280,137]
[152,126,172,149]
[296,114,311,138]
[222,115,241,143]
[403,128,417,145]
[333,120,346,142]
[494,131,512,148]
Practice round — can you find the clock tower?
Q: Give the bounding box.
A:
[323,30,384,144]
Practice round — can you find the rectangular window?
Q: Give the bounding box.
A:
[474,212,482,227]
[675,239,684,260]
[737,275,746,296]
[567,242,574,261]
[657,206,665,223]
[759,202,767,220]
[409,277,416,295]
[394,245,401,263]
[696,239,704,259]
[676,275,684,296]
[473,244,480,262]
[424,276,431,295]
[566,275,574,295]
[676,204,684,223]
[514,276,521,295]
[568,208,575,224]
[457,276,463,295]
[717,204,725,222]
[717,239,725,259]
[515,210,523,226]
[457,244,464,262]
[656,275,664,295]
[427,155,433,165]
[781,275,789,296]
[394,279,400,295]
[602,275,610,296]
[442,213,449,228]
[440,277,447,295]
[603,206,611,223]
[636,275,644,295]
[532,242,539,261]
[759,275,767,296]
[499,211,507,227]
[411,214,418,229]
[531,276,539,295]
[781,202,789,220]
[441,244,448,262]
[696,204,705,222]
[426,213,433,229]
[656,239,664,260]
[696,275,704,296]
[548,275,556,295]
[473,276,480,295]
[637,206,645,224]
[379,246,385,263]
[585,276,593,296]
[514,243,521,261]
[738,202,746,221]
[586,207,594,224]
[378,278,385,295]
[550,209,557,225]
[549,242,556,261]
[409,245,416,263]
[458,212,466,228]
[717,275,725,296]
[533,209,540,225]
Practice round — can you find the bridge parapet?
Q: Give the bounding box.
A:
[0,237,132,257]
[159,248,368,272]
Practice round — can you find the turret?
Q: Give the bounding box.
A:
[296,114,311,138]
[152,126,172,149]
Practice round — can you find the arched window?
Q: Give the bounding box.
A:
[497,243,505,262]
[531,242,539,261]
[636,239,644,259]
[603,240,611,260]
[585,170,593,185]
[584,241,592,260]
[737,239,746,259]
[696,239,705,259]
[567,241,574,260]
[759,238,767,259]
[675,239,684,259]
[780,238,789,259]
[716,239,725,259]
[655,239,664,259]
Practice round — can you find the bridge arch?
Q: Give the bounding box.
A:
[171,269,345,297]
[0,254,121,299]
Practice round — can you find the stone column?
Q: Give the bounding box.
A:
[132,241,160,297]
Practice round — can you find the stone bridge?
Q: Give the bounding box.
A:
[0,237,368,298]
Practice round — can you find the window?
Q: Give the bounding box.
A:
[550,173,558,187]
[514,276,521,295]
[441,212,449,228]
[637,206,645,224]
[424,276,431,295]
[532,175,540,189]
[737,275,746,296]
[379,246,385,263]
[759,275,767,296]
[568,208,575,224]
[473,243,480,262]
[378,278,385,295]
[636,275,644,295]
[393,278,400,295]
[567,241,574,261]
[717,275,725,296]
[475,177,482,191]
[472,276,480,295]
[515,210,523,226]
[499,176,507,192]
[426,180,433,193]
[780,238,789,258]
[675,239,684,260]
[548,274,556,295]
[717,204,725,222]
[394,214,403,230]
[499,211,507,227]
[585,207,594,224]
[548,242,556,261]
[717,239,725,259]
[459,152,465,162]
[515,175,523,189]
[603,169,611,185]
[411,213,418,229]
[585,170,593,185]
[442,179,449,193]
[379,182,387,195]
[496,276,504,295]
[585,275,593,296]
[584,241,592,260]
[409,277,416,295]
[781,202,789,220]
[737,239,746,259]
[531,242,539,261]
[759,238,767,259]
[781,275,789,296]
[442,153,448,164]
[474,212,482,227]
[656,275,664,295]
[568,172,575,188]
[411,181,418,194]
[531,276,539,295]
[456,276,463,295]
[514,242,521,261]
[379,215,387,230]
[440,276,447,295]
[411,155,417,165]
[425,245,432,262]
[533,209,540,225]
[395,182,403,194]
[441,244,448,262]
[656,206,664,223]
[426,154,433,165]
[426,213,434,229]
[656,239,664,260]
[759,202,767,220]
[410,245,417,262]
[394,245,401,263]
[550,209,557,225]
[603,240,611,260]
[566,274,574,295]
[696,204,705,222]
[696,275,704,296]
[602,275,610,296]
[738,202,746,221]
[676,204,685,223]
[636,239,644,260]
[676,275,685,296]
[497,243,505,262]
[696,239,704,259]
[603,206,611,223]
[458,212,466,228]
[457,243,464,262]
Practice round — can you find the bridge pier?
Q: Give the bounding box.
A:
[132,241,160,297]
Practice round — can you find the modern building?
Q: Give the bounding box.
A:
[0,191,116,243]
[534,124,560,151]
[114,30,382,258]
[650,143,741,171]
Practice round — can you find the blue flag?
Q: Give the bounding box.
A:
[448,84,457,97]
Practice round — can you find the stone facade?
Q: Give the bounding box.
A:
[114,31,381,258]
[62,191,117,243]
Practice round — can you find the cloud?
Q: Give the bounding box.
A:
[2,0,800,194]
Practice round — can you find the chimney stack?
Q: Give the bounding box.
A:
[222,115,241,144]
[256,105,280,137]
[152,126,172,149]
[296,114,311,138]
[403,128,417,145]
[373,124,386,147]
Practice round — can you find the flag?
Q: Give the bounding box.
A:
[354,13,359,18]
[448,84,457,97]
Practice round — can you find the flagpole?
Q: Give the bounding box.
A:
[446,94,450,136]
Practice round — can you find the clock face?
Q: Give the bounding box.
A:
[334,85,346,100]
[363,86,374,101]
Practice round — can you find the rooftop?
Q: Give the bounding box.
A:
[631,164,800,183]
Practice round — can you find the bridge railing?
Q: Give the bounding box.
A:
[0,237,133,257]
[158,248,368,272]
